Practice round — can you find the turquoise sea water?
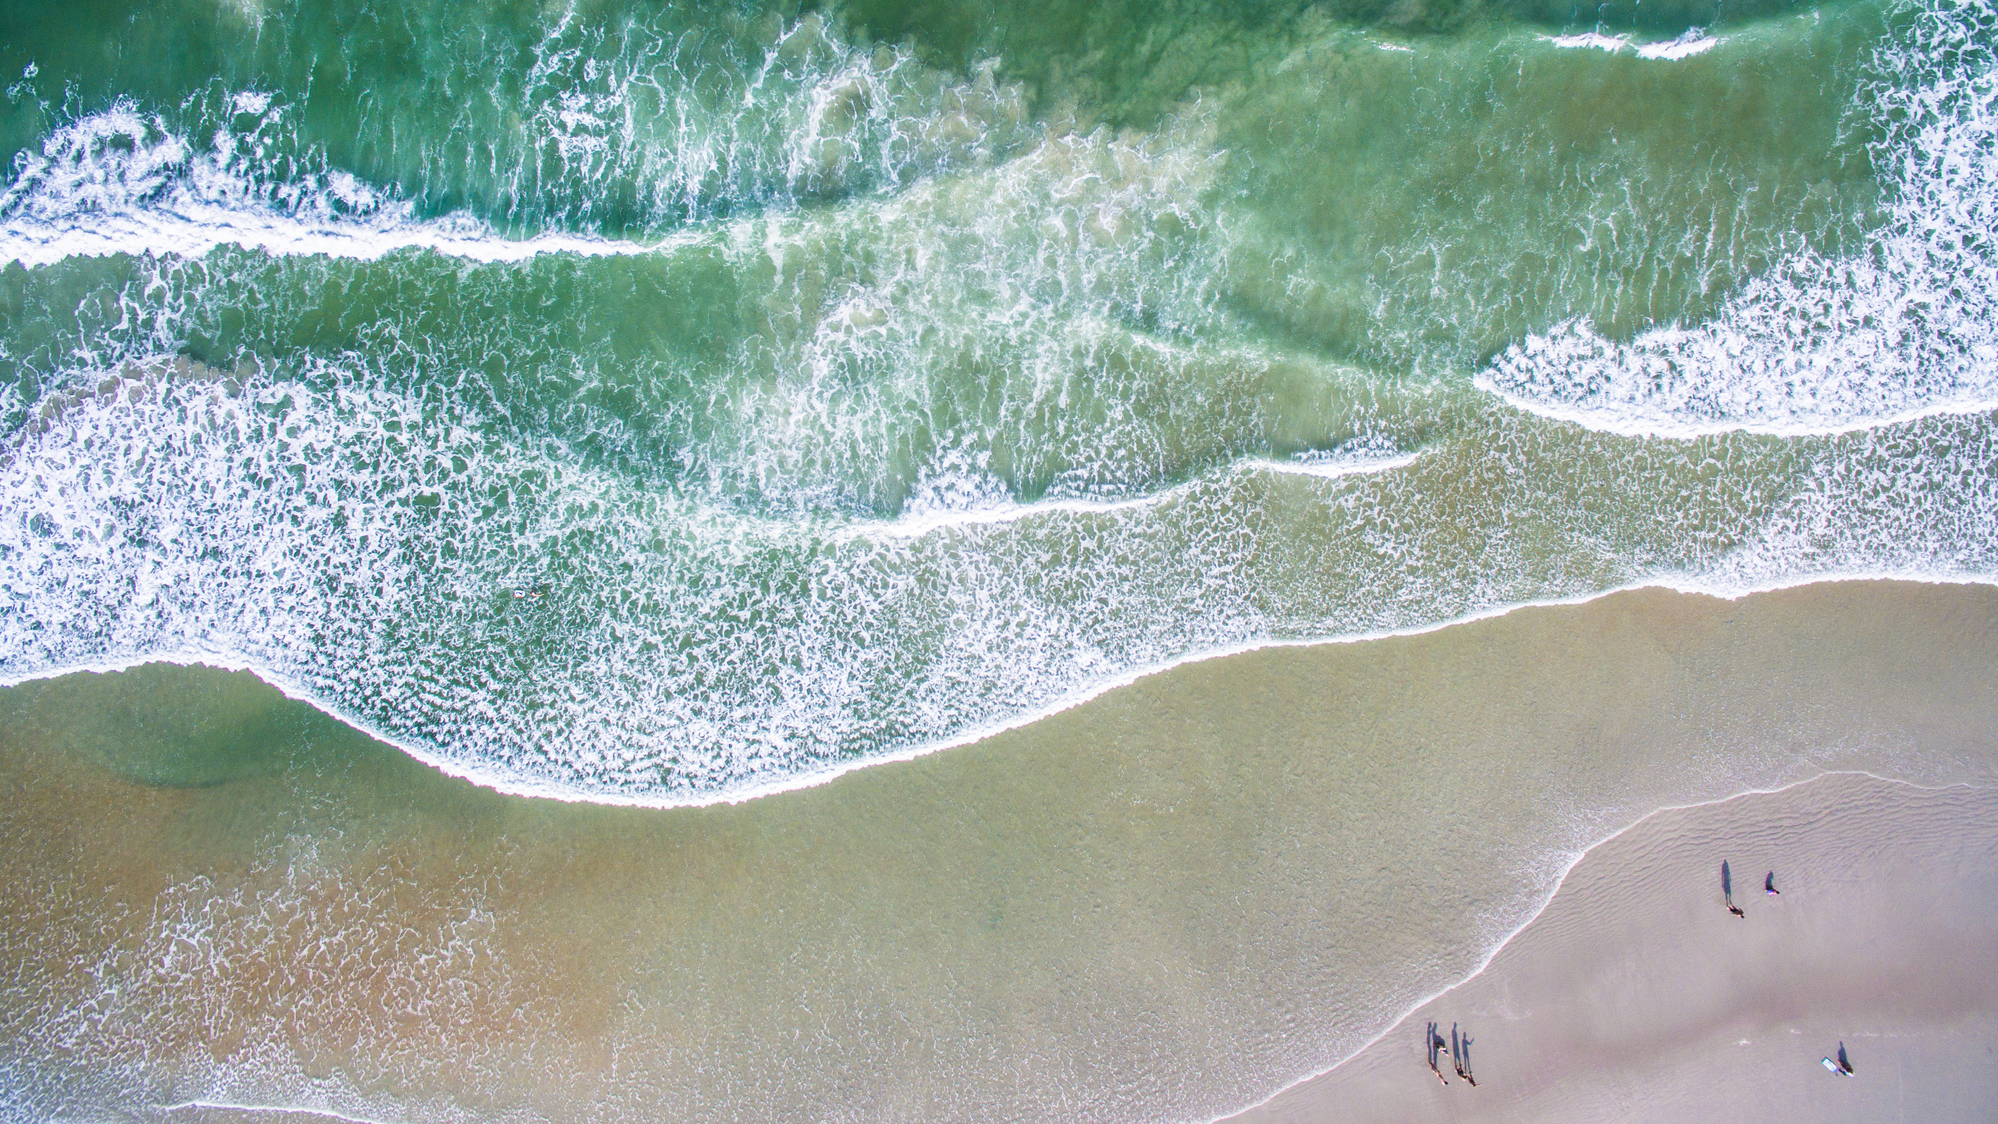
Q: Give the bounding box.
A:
[2,0,1995,804]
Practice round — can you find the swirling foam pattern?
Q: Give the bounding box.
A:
[2,0,1994,801]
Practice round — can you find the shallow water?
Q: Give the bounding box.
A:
[1,582,1994,1122]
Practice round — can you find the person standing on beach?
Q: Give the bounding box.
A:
[1765,871,1781,895]
[1722,860,1745,917]
[1425,1022,1448,1084]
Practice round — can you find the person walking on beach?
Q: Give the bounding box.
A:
[1425,1022,1448,1084]
[1722,860,1745,917]
[1765,871,1781,895]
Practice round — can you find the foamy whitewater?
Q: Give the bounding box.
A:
[3,0,1995,803]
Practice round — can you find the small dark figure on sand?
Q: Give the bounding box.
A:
[1765,871,1781,895]
[1425,1022,1447,1084]
[1449,1023,1476,1085]
[1722,860,1745,917]
[1837,1042,1854,1074]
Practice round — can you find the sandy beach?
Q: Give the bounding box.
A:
[1,579,1995,1121]
[1225,771,1998,1124]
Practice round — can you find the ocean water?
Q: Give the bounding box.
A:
[6,2,1998,1115]
[4,0,1995,802]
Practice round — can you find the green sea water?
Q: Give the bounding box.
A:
[1,0,1995,793]
[5,0,1998,1116]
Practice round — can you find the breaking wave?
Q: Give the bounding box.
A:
[1482,0,1998,435]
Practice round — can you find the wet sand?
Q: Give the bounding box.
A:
[1,580,1995,1122]
[1226,772,1998,1124]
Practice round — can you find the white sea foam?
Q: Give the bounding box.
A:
[1538,30,1721,60]
[0,14,1038,269]
[851,469,1171,541]
[1258,438,1421,479]
[841,443,1423,542]
[0,101,659,266]
[4,351,1996,808]
[1486,0,1998,435]
[1636,30,1721,61]
[1541,32,1631,53]
[158,1104,395,1124]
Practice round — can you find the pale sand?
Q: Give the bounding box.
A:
[1225,772,1998,1124]
[1,580,1995,1122]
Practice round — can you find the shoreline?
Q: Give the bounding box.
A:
[5,577,1995,1122]
[5,570,1993,811]
[1213,770,1998,1122]
[1221,771,1998,1123]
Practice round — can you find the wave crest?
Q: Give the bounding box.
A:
[1480,0,1998,436]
